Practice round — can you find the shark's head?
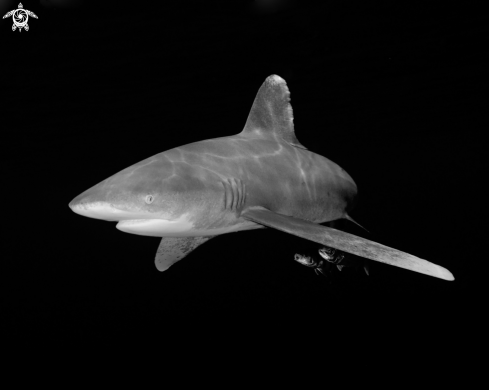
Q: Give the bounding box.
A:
[69,152,225,237]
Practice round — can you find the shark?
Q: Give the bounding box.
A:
[69,75,454,281]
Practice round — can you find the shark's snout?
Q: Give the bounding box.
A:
[69,181,141,221]
[69,200,125,221]
[69,182,117,220]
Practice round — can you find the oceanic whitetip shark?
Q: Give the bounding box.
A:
[69,75,454,281]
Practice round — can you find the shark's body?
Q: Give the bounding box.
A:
[69,75,453,280]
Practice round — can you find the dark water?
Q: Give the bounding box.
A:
[3,1,484,359]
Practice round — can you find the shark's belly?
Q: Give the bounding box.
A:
[116,213,262,237]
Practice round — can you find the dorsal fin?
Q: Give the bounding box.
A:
[241,75,307,149]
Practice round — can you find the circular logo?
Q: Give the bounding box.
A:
[3,3,38,32]
[13,9,28,28]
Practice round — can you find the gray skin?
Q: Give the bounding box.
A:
[69,75,356,236]
[69,134,356,233]
[69,75,453,280]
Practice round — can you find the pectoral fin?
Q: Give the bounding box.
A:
[242,208,454,281]
[155,236,215,272]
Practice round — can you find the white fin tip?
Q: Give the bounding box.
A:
[268,75,286,85]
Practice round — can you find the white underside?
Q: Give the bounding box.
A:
[116,213,194,236]
[70,201,262,237]
[116,216,262,237]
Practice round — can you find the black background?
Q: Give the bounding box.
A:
[2,0,486,363]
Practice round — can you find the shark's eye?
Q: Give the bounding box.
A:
[144,195,154,204]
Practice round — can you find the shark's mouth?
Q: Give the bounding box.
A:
[69,201,174,222]
[116,214,264,237]
[70,200,262,237]
[70,202,149,220]
[116,214,195,237]
[70,200,196,236]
